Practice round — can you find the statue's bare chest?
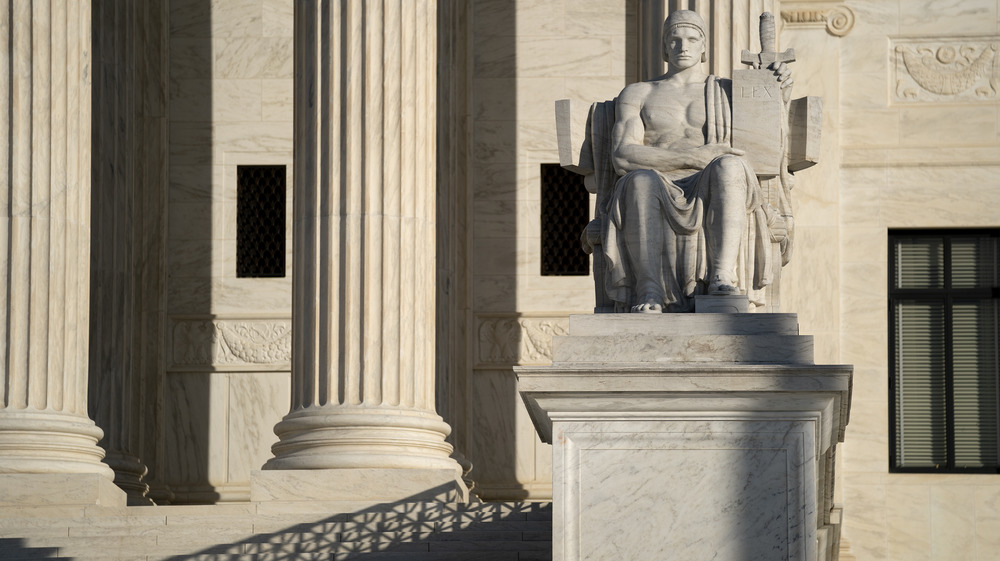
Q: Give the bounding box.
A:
[639,82,706,147]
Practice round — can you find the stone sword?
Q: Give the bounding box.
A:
[741,12,795,69]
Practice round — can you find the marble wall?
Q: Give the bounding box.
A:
[832,1,1000,559]
[164,0,294,503]
[465,0,634,499]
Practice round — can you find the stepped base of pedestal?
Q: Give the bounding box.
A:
[0,473,126,507]
[250,468,469,504]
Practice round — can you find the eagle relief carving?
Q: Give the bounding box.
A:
[893,38,1000,102]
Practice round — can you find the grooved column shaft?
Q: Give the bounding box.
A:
[266,0,457,474]
[0,0,110,479]
[1,0,91,413]
[293,0,437,412]
[88,0,166,503]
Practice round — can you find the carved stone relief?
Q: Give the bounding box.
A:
[780,5,855,37]
[476,315,569,367]
[170,317,292,369]
[892,37,1000,103]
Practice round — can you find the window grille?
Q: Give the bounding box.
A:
[890,230,1000,472]
[237,165,286,278]
[540,163,590,276]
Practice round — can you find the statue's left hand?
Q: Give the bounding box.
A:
[769,61,794,103]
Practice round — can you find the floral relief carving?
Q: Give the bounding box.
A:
[477,316,569,366]
[171,318,292,368]
[893,38,1000,102]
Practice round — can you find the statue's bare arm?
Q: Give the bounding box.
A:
[611,83,744,177]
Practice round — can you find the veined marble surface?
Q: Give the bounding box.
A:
[560,420,812,561]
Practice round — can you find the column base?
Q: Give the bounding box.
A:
[250,468,469,504]
[0,473,126,507]
[264,406,462,473]
[103,451,153,505]
[0,408,115,480]
[259,406,468,504]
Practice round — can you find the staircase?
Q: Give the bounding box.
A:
[0,501,552,561]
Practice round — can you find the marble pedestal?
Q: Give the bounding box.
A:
[517,314,851,561]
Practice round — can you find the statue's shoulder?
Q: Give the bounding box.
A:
[617,80,654,106]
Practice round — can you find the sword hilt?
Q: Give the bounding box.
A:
[759,12,776,54]
[740,11,795,68]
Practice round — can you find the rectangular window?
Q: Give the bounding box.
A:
[540,163,590,276]
[890,230,1000,472]
[237,165,286,278]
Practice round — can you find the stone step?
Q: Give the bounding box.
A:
[0,517,550,544]
[0,501,553,561]
[334,553,526,561]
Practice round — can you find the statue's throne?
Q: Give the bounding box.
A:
[555,95,820,313]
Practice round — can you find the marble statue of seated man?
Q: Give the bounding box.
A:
[604,10,793,313]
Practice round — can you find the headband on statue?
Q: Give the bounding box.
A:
[663,10,707,38]
[662,10,708,63]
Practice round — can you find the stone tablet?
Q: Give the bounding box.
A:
[732,68,785,177]
[733,12,795,178]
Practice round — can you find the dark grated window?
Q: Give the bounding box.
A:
[237,165,286,278]
[540,163,590,276]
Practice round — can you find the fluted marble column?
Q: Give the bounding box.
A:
[0,0,113,482]
[88,0,167,505]
[261,0,462,496]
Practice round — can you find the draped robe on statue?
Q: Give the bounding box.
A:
[602,76,788,312]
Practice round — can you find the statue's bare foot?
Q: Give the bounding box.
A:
[707,273,740,295]
[631,296,663,313]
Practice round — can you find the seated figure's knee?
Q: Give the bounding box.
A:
[714,154,746,177]
[710,154,749,193]
[622,169,662,200]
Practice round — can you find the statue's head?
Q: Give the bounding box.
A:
[662,10,707,66]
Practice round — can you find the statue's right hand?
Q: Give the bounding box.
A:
[688,144,745,169]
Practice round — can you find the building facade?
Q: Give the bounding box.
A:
[1,1,999,559]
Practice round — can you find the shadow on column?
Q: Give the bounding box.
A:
[88,0,174,506]
[88,0,216,505]
[153,0,218,504]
